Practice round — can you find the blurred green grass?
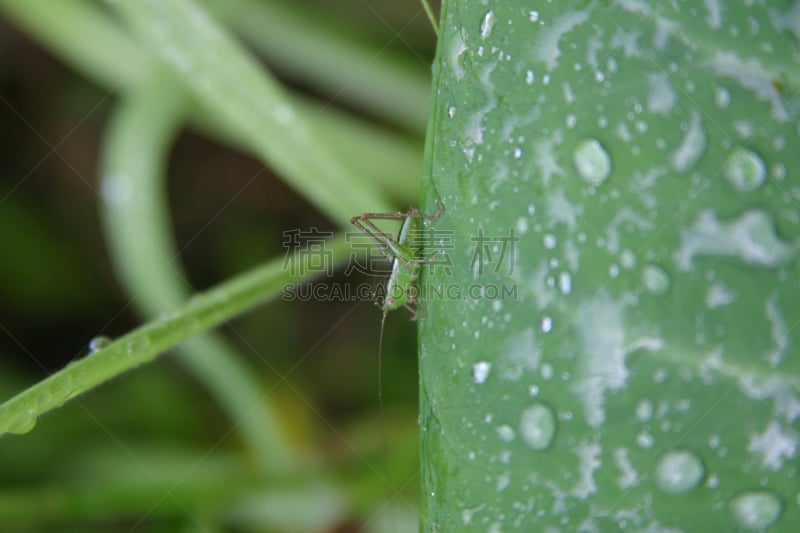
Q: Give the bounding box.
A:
[0,0,435,530]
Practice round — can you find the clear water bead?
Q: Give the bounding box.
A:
[519,403,556,451]
[729,491,782,531]
[654,449,705,494]
[573,138,611,185]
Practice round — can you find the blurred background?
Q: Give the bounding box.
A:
[0,0,437,531]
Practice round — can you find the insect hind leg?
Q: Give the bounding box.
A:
[417,200,443,220]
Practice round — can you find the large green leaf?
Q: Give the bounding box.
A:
[419,1,799,531]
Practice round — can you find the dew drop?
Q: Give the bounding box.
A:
[519,403,556,451]
[772,162,786,180]
[566,114,577,129]
[88,336,112,353]
[642,264,670,295]
[1,407,38,436]
[449,32,468,80]
[573,138,611,185]
[496,424,516,442]
[472,361,492,384]
[654,450,705,494]
[671,110,705,171]
[619,249,636,269]
[636,430,655,449]
[35,390,52,411]
[729,491,782,531]
[714,86,731,108]
[516,217,529,235]
[125,337,151,355]
[525,69,535,85]
[557,272,572,294]
[635,398,654,422]
[724,147,766,192]
[480,10,496,39]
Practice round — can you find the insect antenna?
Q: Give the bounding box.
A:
[419,0,438,34]
[377,310,388,464]
[377,309,398,533]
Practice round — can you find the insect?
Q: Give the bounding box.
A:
[350,201,443,475]
[350,201,443,322]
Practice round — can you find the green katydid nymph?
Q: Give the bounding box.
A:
[350,202,443,321]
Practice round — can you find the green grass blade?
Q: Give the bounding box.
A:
[0,0,147,90]
[0,234,350,437]
[419,0,800,530]
[229,0,431,133]
[99,67,297,472]
[112,0,391,224]
[0,0,423,207]
[301,96,422,204]
[0,470,346,531]
[99,70,187,313]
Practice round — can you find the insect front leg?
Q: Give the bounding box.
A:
[350,215,403,260]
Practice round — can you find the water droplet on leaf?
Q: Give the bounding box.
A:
[88,336,112,353]
[635,398,654,422]
[472,361,492,384]
[125,337,151,355]
[480,10,496,39]
[496,424,515,441]
[519,403,556,451]
[671,110,706,171]
[558,272,572,294]
[729,491,782,531]
[714,86,731,108]
[724,147,766,192]
[642,264,670,294]
[2,408,38,436]
[573,138,611,185]
[654,449,705,494]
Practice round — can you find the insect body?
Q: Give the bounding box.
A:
[350,203,442,319]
